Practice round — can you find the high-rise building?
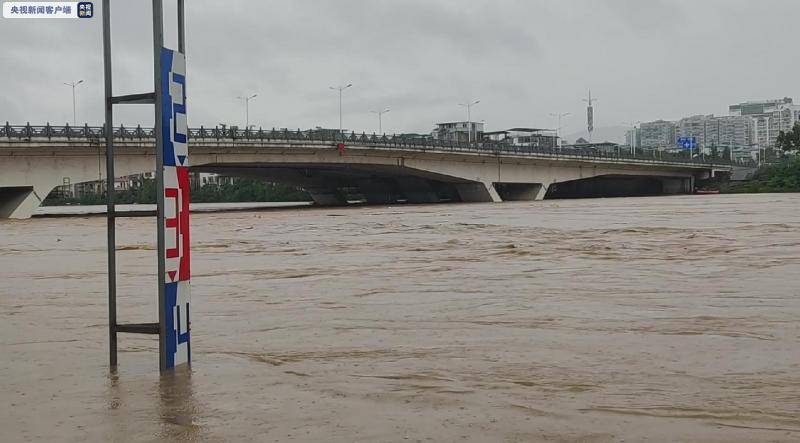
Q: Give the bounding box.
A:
[750,104,800,150]
[639,120,676,150]
[729,97,792,116]
[676,114,753,156]
[727,98,799,151]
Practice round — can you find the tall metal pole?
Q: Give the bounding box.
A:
[459,100,479,144]
[64,80,84,126]
[330,84,352,137]
[177,0,185,53]
[467,106,471,143]
[550,112,570,150]
[101,0,117,368]
[371,108,390,134]
[71,84,77,126]
[237,93,257,129]
[152,0,166,372]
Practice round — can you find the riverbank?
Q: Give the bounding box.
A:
[699,157,800,194]
[43,178,311,206]
[34,201,312,217]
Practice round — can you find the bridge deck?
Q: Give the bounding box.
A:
[1,123,742,171]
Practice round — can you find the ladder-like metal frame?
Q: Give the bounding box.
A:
[103,0,186,372]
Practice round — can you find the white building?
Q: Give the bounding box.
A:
[625,127,641,151]
[676,114,753,159]
[729,97,793,116]
[750,104,800,150]
[433,121,484,143]
[639,120,676,150]
[482,128,557,148]
[728,97,799,151]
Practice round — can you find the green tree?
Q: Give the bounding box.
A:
[776,122,800,153]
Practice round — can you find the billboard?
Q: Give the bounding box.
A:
[160,47,190,369]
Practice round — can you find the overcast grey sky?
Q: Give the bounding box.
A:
[1,0,798,137]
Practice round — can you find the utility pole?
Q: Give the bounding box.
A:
[458,99,480,143]
[622,121,641,155]
[370,107,390,134]
[330,84,352,137]
[63,80,84,125]
[582,89,597,143]
[550,112,571,149]
[236,93,257,129]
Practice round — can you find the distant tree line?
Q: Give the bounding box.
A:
[43,178,311,206]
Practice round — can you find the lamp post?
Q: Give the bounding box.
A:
[458,99,480,143]
[549,112,570,150]
[236,93,257,129]
[63,80,84,125]
[622,120,641,155]
[370,108,390,134]
[330,84,352,137]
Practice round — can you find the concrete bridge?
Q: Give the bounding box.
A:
[0,124,737,219]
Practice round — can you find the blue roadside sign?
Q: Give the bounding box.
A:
[676,136,697,150]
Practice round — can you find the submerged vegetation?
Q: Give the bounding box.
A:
[43,178,311,206]
[720,157,800,193]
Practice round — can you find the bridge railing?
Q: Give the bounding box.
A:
[2,122,753,168]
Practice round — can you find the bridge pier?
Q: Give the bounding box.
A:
[454,182,501,203]
[357,179,397,205]
[0,180,58,219]
[493,183,547,201]
[660,177,694,194]
[397,177,440,203]
[305,186,347,206]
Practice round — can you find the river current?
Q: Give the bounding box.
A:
[1,194,798,442]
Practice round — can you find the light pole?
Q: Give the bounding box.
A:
[622,121,641,155]
[330,84,352,136]
[63,80,84,125]
[370,108,390,134]
[236,93,257,129]
[549,112,570,149]
[458,99,480,143]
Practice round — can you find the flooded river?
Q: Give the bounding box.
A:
[1,194,799,442]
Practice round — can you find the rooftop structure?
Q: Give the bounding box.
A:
[433,121,484,143]
[483,128,557,148]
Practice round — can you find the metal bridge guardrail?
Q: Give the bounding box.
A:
[2,122,750,168]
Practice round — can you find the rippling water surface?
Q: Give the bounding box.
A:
[1,194,799,442]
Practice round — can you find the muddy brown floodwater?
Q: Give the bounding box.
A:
[1,194,799,442]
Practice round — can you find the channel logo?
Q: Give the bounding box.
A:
[77,1,91,18]
[2,2,93,19]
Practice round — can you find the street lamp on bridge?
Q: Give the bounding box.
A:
[236,93,258,130]
[458,99,480,144]
[330,84,352,137]
[63,79,84,126]
[621,121,642,156]
[370,107,390,134]
[549,112,570,150]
